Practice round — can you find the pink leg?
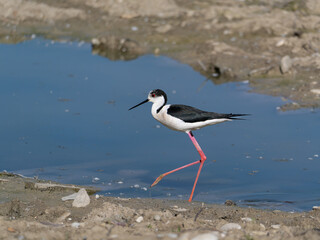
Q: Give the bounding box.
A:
[187,131,207,202]
[150,131,207,202]
[150,159,201,187]
[187,131,207,162]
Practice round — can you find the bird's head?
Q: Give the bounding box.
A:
[129,89,167,110]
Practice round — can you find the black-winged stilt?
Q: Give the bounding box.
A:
[129,89,248,202]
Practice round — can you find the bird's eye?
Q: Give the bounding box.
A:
[151,93,156,97]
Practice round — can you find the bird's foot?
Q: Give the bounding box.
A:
[150,174,164,188]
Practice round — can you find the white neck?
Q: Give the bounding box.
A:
[151,96,166,115]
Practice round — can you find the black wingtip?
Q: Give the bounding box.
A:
[228,113,251,120]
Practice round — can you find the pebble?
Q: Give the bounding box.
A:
[172,207,188,212]
[171,206,188,212]
[220,223,242,231]
[91,38,100,45]
[56,211,71,223]
[241,217,252,222]
[260,223,266,231]
[136,216,144,223]
[191,232,219,240]
[156,24,172,33]
[271,224,281,229]
[131,26,138,31]
[154,215,161,221]
[95,194,100,199]
[225,199,236,206]
[71,222,81,228]
[154,48,160,55]
[311,89,320,95]
[312,206,320,211]
[92,177,100,182]
[276,39,285,47]
[7,227,16,232]
[72,188,90,208]
[280,55,292,74]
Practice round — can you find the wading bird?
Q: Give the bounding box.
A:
[129,89,248,202]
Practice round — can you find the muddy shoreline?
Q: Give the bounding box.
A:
[1,172,320,240]
[1,0,320,110]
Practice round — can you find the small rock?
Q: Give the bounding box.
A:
[156,24,172,33]
[154,215,161,221]
[55,211,71,223]
[72,188,90,208]
[311,89,320,95]
[312,206,320,211]
[154,48,160,55]
[191,232,219,240]
[92,177,100,182]
[241,217,252,222]
[220,223,241,231]
[131,26,138,31]
[7,227,16,232]
[260,223,266,231]
[271,224,281,229]
[71,222,81,228]
[136,216,144,223]
[225,200,236,206]
[171,207,188,212]
[276,39,285,47]
[280,55,292,74]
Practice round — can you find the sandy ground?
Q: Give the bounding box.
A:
[0,0,320,110]
[1,172,320,240]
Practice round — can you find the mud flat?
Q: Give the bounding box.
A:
[0,172,320,240]
[1,0,320,110]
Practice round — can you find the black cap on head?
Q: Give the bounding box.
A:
[150,89,167,104]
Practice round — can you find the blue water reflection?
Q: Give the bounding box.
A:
[0,39,319,211]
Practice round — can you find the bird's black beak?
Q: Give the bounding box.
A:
[129,99,149,110]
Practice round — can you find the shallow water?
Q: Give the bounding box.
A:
[1,39,319,211]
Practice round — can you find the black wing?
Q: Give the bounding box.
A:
[167,105,248,123]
